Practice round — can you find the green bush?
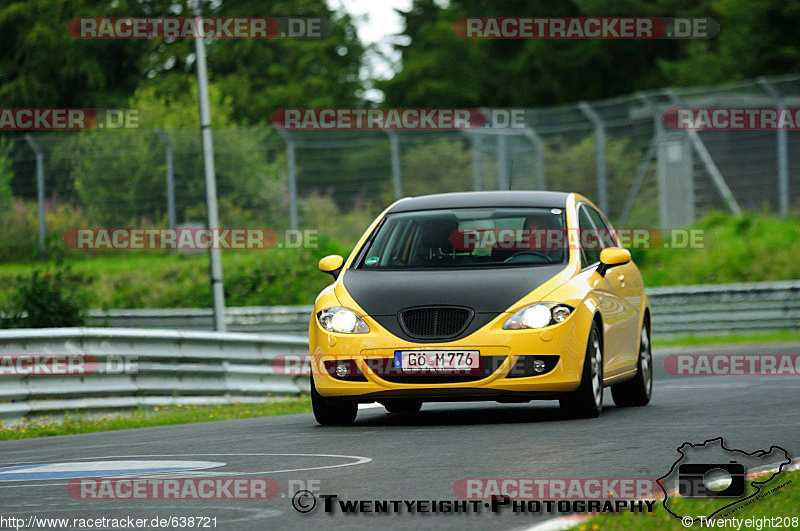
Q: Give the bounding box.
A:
[0,263,91,328]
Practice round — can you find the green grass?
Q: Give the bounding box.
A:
[0,398,312,440]
[653,329,800,348]
[635,211,800,286]
[572,470,799,530]
[0,236,349,309]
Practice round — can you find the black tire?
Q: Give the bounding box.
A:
[310,375,357,426]
[560,321,603,418]
[611,319,653,407]
[382,399,423,414]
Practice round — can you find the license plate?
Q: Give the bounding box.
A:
[394,350,480,372]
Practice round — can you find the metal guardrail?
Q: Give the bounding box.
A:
[88,305,314,333]
[87,281,800,337]
[647,280,800,336]
[0,328,309,422]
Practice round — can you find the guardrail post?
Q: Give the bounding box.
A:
[387,130,403,199]
[578,102,609,213]
[757,77,790,218]
[665,90,742,216]
[154,128,177,230]
[23,134,46,248]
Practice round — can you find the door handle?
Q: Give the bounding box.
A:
[617,274,625,282]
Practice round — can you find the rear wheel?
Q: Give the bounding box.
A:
[382,399,423,414]
[611,319,653,407]
[310,375,357,426]
[560,322,603,418]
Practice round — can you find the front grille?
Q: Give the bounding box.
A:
[398,306,473,339]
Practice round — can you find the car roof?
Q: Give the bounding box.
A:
[387,191,571,213]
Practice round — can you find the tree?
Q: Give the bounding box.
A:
[137,0,366,124]
[0,0,157,108]
[379,0,800,107]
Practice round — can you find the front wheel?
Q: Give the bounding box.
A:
[310,375,357,426]
[611,319,653,407]
[559,322,603,418]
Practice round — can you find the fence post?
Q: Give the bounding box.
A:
[618,92,665,227]
[192,0,226,332]
[276,129,299,229]
[497,131,510,190]
[757,77,790,218]
[522,128,546,189]
[154,128,176,230]
[578,102,609,212]
[665,90,742,216]
[471,130,483,191]
[23,134,46,248]
[387,130,403,199]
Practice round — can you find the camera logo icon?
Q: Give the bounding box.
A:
[677,461,745,498]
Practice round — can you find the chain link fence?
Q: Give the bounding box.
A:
[3,75,800,259]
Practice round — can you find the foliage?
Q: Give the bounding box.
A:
[636,210,800,286]
[48,84,288,227]
[379,0,800,106]
[0,256,91,328]
[0,138,13,211]
[298,192,380,248]
[0,200,91,262]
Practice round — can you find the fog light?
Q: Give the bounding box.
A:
[532,359,547,373]
[335,363,350,378]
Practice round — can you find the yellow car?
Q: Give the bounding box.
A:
[309,191,652,425]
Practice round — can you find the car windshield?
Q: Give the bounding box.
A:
[357,207,567,269]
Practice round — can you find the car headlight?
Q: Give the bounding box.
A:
[317,307,370,334]
[502,303,575,330]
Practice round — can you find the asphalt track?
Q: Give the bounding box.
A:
[1,342,798,530]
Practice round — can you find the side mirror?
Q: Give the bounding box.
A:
[318,255,344,279]
[596,247,631,277]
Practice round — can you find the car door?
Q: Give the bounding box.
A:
[584,205,641,372]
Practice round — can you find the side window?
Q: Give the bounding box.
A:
[577,206,602,267]
[585,207,618,248]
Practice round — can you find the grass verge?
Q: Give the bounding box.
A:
[572,469,799,530]
[653,329,800,349]
[0,398,311,440]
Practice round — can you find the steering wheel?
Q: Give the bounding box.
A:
[503,250,554,264]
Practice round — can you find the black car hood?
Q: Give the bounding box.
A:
[342,265,565,342]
